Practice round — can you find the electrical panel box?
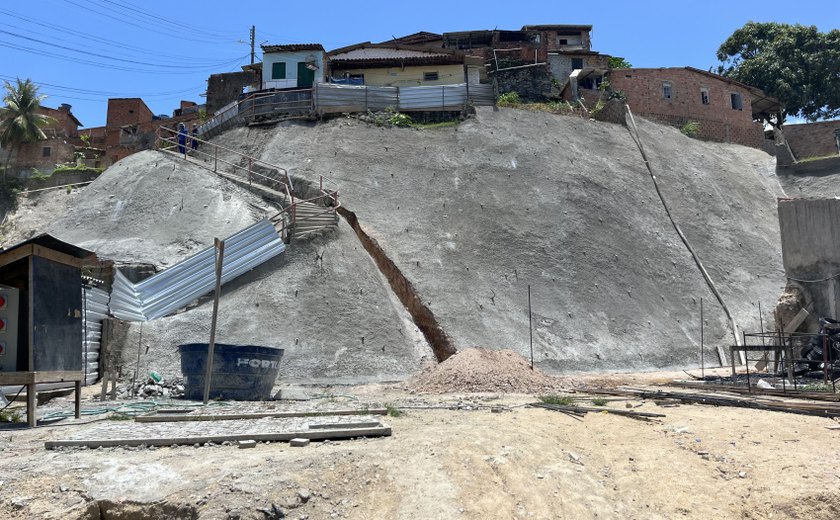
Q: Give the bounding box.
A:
[0,285,20,372]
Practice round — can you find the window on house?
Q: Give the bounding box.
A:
[271,62,286,80]
[662,81,673,100]
[423,72,439,81]
[571,58,584,70]
[42,146,51,157]
[558,38,568,45]
[730,92,743,110]
[700,88,710,105]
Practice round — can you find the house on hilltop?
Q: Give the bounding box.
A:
[260,44,326,90]
[326,42,485,86]
[606,67,781,149]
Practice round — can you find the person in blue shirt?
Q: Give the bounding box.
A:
[177,123,187,154]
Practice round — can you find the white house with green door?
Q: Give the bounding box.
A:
[260,43,326,90]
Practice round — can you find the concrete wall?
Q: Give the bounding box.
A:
[548,53,609,83]
[331,64,473,87]
[262,50,325,89]
[784,120,840,160]
[490,63,553,101]
[206,71,259,114]
[609,68,765,149]
[778,198,840,319]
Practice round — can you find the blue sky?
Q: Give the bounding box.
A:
[2,0,837,128]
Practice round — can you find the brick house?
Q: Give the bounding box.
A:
[607,67,781,149]
[83,97,202,167]
[1,103,83,177]
[326,43,484,86]
[782,120,840,160]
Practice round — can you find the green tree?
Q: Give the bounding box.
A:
[0,78,53,180]
[716,22,840,123]
[608,57,632,69]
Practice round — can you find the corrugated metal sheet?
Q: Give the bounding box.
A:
[110,219,285,322]
[198,100,240,136]
[315,84,398,114]
[315,83,494,114]
[82,286,109,386]
[331,48,449,60]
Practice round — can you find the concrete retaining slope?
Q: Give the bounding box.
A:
[243,107,784,373]
[46,152,268,267]
[117,220,432,383]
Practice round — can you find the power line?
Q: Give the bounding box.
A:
[0,8,238,65]
[0,74,204,99]
[62,0,237,45]
[0,39,248,75]
[94,0,240,40]
[0,28,243,71]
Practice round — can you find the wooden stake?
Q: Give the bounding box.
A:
[528,285,533,370]
[203,239,225,405]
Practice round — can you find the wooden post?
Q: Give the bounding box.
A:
[27,383,36,427]
[700,297,704,380]
[203,239,225,405]
[528,285,534,370]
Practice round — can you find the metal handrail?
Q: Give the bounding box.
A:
[155,125,340,242]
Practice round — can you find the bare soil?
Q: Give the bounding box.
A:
[1,377,839,520]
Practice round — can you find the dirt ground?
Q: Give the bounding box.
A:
[1,374,839,520]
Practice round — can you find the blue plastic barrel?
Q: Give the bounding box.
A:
[178,343,284,400]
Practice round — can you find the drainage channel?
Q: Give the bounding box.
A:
[337,207,456,363]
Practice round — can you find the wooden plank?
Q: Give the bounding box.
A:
[44,425,392,449]
[26,383,36,427]
[309,421,382,430]
[31,245,85,268]
[0,371,84,385]
[0,244,33,269]
[135,407,388,423]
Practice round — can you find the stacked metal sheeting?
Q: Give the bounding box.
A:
[82,285,109,386]
[109,219,285,322]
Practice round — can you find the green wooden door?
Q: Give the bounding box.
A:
[297,62,315,88]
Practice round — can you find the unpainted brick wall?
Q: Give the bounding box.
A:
[609,68,764,149]
[783,120,840,160]
[490,63,554,101]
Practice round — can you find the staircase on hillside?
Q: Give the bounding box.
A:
[198,89,314,140]
[155,125,339,242]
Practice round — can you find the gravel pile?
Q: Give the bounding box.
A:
[407,347,569,394]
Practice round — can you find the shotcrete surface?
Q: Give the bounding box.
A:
[237,107,785,372]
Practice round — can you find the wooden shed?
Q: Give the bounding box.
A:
[0,234,96,426]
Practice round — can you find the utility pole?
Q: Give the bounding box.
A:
[250,25,256,64]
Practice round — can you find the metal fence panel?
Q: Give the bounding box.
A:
[315,84,399,114]
[82,286,109,386]
[110,219,285,322]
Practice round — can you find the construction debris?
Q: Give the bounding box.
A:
[530,402,666,422]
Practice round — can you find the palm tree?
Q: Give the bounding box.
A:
[0,78,53,180]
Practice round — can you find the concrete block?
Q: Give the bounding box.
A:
[289,438,310,447]
[238,440,257,449]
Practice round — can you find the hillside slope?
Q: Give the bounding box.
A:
[2,108,784,380]
[235,107,784,372]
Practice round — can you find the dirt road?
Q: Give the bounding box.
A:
[1,383,838,520]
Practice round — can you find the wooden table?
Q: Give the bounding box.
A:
[0,371,83,427]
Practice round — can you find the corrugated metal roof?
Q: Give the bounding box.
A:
[110,219,285,321]
[330,48,450,61]
[262,43,324,52]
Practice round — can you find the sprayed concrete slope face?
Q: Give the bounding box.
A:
[119,220,432,384]
[238,107,784,372]
[47,151,267,267]
[634,119,785,343]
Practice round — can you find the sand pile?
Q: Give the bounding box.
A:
[407,347,568,394]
